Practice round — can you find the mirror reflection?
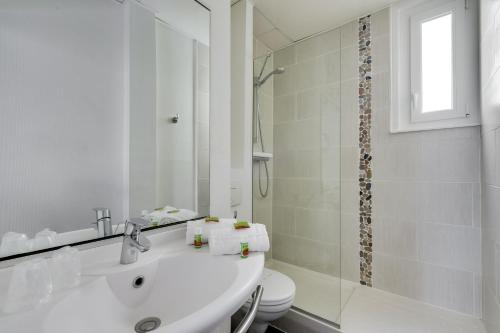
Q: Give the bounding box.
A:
[0,0,210,258]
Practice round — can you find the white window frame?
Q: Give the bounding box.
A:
[390,0,479,133]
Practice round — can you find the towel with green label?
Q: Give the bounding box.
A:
[208,223,270,255]
[186,218,235,245]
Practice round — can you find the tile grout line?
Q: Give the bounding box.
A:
[358,15,373,287]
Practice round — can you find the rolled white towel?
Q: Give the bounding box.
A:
[0,232,30,256]
[32,229,57,250]
[185,218,235,245]
[208,223,270,255]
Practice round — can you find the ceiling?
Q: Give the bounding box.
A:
[246,0,397,50]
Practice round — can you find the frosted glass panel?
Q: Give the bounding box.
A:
[252,25,343,327]
[421,13,453,113]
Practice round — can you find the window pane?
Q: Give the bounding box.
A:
[421,13,453,113]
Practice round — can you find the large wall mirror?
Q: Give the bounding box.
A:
[0,0,210,259]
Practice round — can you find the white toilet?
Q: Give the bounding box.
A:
[241,268,296,333]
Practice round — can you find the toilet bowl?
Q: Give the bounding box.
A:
[240,268,295,333]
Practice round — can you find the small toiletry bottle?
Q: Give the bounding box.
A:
[240,236,249,259]
[194,228,203,249]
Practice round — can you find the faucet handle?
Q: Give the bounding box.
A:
[93,208,111,220]
[124,218,148,235]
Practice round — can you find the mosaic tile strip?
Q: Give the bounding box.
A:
[358,15,373,287]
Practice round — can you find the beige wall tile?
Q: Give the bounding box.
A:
[274,94,296,124]
[274,45,296,68]
[340,46,357,80]
[272,233,297,264]
[340,20,357,48]
[373,218,418,259]
[417,223,481,273]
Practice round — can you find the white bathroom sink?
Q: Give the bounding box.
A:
[0,227,264,333]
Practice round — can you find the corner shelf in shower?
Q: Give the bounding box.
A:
[253,152,273,162]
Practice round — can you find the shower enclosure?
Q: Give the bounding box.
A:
[252,19,362,327]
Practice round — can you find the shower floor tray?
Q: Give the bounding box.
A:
[266,260,486,333]
[265,259,356,324]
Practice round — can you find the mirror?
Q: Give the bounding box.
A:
[0,0,210,258]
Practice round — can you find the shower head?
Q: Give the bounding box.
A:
[256,67,285,87]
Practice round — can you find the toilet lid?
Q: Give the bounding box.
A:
[253,268,295,306]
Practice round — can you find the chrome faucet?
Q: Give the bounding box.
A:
[120,218,151,265]
[92,208,113,237]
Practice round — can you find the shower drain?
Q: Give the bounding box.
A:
[134,317,161,333]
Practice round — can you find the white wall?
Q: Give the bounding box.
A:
[129,1,210,216]
[199,0,232,217]
[156,21,195,210]
[0,0,126,236]
[371,8,482,316]
[480,0,500,330]
[231,0,254,220]
[197,42,211,216]
[130,0,231,218]
[128,0,157,217]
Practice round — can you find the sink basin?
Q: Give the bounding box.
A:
[44,252,239,333]
[0,228,264,333]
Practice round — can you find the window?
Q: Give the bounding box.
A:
[419,13,453,114]
[391,0,479,132]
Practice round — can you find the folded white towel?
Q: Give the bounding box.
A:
[185,218,236,245]
[147,206,198,225]
[208,223,270,255]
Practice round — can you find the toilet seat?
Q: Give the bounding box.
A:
[245,268,295,313]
